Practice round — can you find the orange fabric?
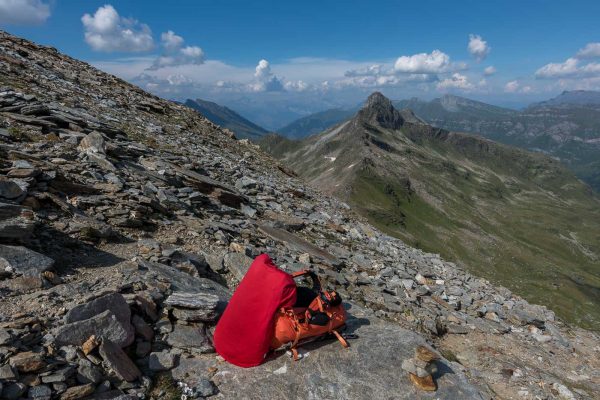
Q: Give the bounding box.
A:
[270,293,347,350]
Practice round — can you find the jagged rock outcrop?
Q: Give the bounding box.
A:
[0,30,598,400]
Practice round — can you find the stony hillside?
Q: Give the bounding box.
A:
[1,31,599,400]
[184,99,269,140]
[262,92,600,332]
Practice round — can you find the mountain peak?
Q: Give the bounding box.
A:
[358,92,405,129]
[366,91,392,108]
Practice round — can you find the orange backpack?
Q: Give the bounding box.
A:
[270,270,349,360]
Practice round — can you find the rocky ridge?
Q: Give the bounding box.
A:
[0,31,599,399]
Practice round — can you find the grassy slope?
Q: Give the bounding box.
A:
[347,129,600,329]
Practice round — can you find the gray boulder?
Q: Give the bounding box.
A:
[0,245,54,277]
[54,309,134,347]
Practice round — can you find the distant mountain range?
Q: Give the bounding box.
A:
[185,98,269,140]
[260,92,600,329]
[274,91,600,191]
[277,108,356,139]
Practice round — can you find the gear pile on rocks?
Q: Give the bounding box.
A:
[0,30,599,400]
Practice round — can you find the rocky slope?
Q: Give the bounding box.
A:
[184,99,269,140]
[0,31,599,400]
[261,92,600,332]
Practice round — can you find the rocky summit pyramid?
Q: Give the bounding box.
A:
[1,32,599,399]
[263,91,600,332]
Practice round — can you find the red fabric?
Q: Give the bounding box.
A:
[214,254,297,367]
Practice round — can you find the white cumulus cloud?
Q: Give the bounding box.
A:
[535,57,600,79]
[468,34,490,62]
[250,59,284,92]
[147,30,205,70]
[394,50,452,74]
[576,42,600,59]
[483,66,496,76]
[81,5,154,52]
[436,73,474,91]
[0,0,50,25]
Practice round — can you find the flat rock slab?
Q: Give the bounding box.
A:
[166,324,213,353]
[165,292,221,322]
[138,260,231,300]
[179,307,485,400]
[65,292,131,327]
[258,224,340,266]
[0,245,54,277]
[54,310,134,348]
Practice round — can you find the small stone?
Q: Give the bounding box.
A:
[0,364,17,380]
[0,180,24,199]
[28,384,52,400]
[409,373,436,392]
[191,377,216,397]
[82,335,100,355]
[415,345,440,363]
[59,383,95,400]
[77,359,104,384]
[148,351,177,371]
[9,351,46,372]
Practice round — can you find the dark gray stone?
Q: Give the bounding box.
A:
[0,180,24,199]
[1,382,27,400]
[27,384,52,400]
[148,351,177,371]
[98,339,141,382]
[0,245,54,277]
[77,359,104,384]
[165,292,220,322]
[166,324,213,353]
[54,310,134,347]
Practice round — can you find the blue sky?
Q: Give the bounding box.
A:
[2,0,600,128]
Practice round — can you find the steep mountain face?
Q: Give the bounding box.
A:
[393,94,600,191]
[1,32,599,400]
[184,98,269,140]
[277,107,356,138]
[264,92,600,332]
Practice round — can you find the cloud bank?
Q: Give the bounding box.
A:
[0,0,50,25]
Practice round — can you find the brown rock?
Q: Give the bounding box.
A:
[415,345,440,363]
[9,351,46,372]
[409,373,436,391]
[82,335,100,355]
[59,383,95,400]
[98,339,141,382]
